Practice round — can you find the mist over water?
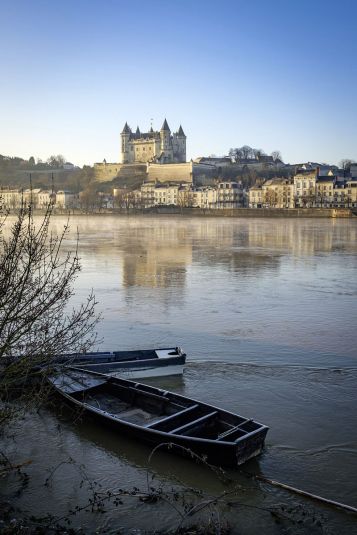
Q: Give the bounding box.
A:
[3,216,357,533]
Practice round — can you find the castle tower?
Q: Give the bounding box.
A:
[121,122,131,163]
[160,118,172,161]
[174,125,186,162]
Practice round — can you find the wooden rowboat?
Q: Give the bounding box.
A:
[56,347,186,379]
[48,367,269,468]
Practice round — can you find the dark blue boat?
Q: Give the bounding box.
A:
[48,367,269,468]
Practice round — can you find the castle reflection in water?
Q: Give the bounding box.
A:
[48,216,357,291]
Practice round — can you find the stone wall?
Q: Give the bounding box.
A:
[94,163,122,182]
[94,163,147,183]
[148,207,355,218]
[147,162,193,183]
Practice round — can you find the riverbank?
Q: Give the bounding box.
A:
[30,207,357,218]
[151,207,355,218]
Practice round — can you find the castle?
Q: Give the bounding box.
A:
[121,119,186,164]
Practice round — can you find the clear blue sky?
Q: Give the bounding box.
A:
[1,0,356,166]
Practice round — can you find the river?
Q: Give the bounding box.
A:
[2,216,357,533]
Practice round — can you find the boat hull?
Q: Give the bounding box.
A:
[78,356,185,379]
[48,369,269,468]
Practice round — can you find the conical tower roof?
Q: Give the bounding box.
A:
[161,118,170,132]
[177,125,186,137]
[135,126,140,135]
[121,122,131,134]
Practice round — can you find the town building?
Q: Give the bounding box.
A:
[0,188,23,209]
[316,176,336,207]
[55,191,80,210]
[191,187,217,209]
[248,185,263,208]
[293,170,317,207]
[350,164,357,179]
[38,190,56,208]
[138,183,155,209]
[216,182,244,208]
[0,188,57,209]
[154,184,181,206]
[63,162,75,170]
[262,179,294,208]
[332,184,348,208]
[346,179,357,207]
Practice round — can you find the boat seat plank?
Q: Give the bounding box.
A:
[217,419,252,441]
[145,404,200,429]
[127,386,171,403]
[169,411,218,435]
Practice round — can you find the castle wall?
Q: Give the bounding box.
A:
[94,160,214,185]
[94,163,122,182]
[147,162,193,183]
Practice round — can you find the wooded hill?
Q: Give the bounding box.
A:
[0,154,95,192]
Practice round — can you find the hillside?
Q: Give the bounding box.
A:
[0,154,95,192]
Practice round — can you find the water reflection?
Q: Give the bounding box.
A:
[121,238,191,289]
[43,216,357,289]
[2,215,357,533]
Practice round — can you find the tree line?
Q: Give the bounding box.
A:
[228,145,282,163]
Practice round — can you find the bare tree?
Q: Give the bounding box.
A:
[0,199,99,422]
[271,151,282,162]
[339,159,356,170]
[252,148,265,160]
[264,189,277,208]
[177,188,194,209]
[80,184,100,213]
[240,145,254,160]
[47,154,66,168]
[228,148,240,163]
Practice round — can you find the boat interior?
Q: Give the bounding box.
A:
[58,348,182,365]
[66,373,262,442]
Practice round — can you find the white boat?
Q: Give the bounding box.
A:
[56,347,186,379]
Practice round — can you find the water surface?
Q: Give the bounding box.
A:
[2,216,357,533]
